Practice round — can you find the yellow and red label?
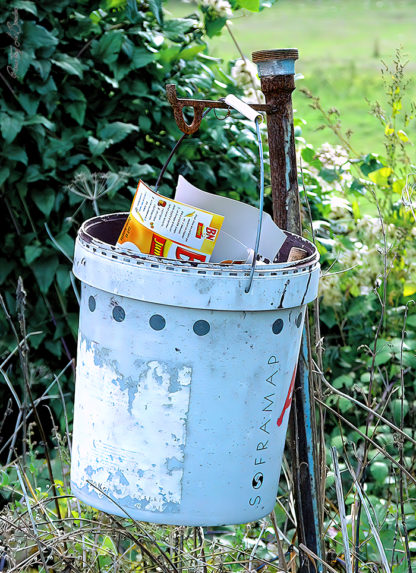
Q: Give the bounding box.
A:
[117,180,224,262]
[196,223,203,239]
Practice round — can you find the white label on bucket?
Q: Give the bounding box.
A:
[71,336,191,513]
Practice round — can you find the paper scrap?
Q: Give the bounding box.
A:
[175,176,286,263]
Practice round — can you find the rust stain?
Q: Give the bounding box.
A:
[278,279,290,308]
[259,75,301,234]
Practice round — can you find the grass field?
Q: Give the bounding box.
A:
[167,0,416,158]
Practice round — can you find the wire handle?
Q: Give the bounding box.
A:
[220,95,264,293]
[160,92,266,293]
[246,116,265,293]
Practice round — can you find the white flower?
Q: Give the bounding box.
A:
[360,286,371,295]
[316,143,353,190]
[319,274,343,307]
[200,0,232,18]
[339,248,363,269]
[231,58,264,102]
[317,143,350,169]
[329,195,352,219]
[356,214,382,242]
[231,58,258,88]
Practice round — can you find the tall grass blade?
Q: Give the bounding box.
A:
[330,447,353,573]
[352,472,392,573]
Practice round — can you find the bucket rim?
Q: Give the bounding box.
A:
[77,212,320,276]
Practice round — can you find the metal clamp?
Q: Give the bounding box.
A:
[166,84,269,135]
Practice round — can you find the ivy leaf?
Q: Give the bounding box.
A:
[62,85,86,102]
[148,0,163,26]
[56,267,71,293]
[319,307,336,329]
[204,16,227,38]
[45,339,62,358]
[157,46,181,66]
[301,146,322,170]
[98,121,139,144]
[31,58,51,80]
[32,255,59,294]
[2,144,28,165]
[10,49,33,80]
[13,1,38,15]
[132,47,156,69]
[18,93,40,115]
[359,154,384,176]
[164,18,196,40]
[53,232,75,260]
[88,136,111,156]
[239,0,260,11]
[370,462,389,484]
[374,350,391,366]
[319,167,338,183]
[332,374,354,389]
[193,161,216,185]
[26,165,44,183]
[0,258,15,284]
[24,115,55,131]
[0,112,24,143]
[32,187,55,216]
[392,399,409,425]
[402,352,416,369]
[179,44,206,61]
[0,167,10,186]
[23,21,59,49]
[125,0,142,23]
[67,101,87,125]
[406,315,416,327]
[138,115,151,132]
[91,31,124,64]
[24,244,43,264]
[52,54,84,78]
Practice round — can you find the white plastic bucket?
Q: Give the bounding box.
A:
[71,212,320,525]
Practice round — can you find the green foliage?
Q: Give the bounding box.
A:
[0,449,279,571]
[0,0,263,389]
[297,51,416,566]
[1,0,415,569]
[199,0,277,37]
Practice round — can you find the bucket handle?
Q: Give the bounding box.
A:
[246,115,264,293]
[156,95,265,294]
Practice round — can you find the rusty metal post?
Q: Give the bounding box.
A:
[252,49,301,234]
[253,49,322,572]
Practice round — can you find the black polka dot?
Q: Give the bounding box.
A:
[88,296,96,312]
[113,306,125,322]
[149,314,165,331]
[295,312,303,328]
[193,320,210,336]
[272,318,284,335]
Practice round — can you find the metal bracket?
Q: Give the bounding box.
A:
[166,84,270,135]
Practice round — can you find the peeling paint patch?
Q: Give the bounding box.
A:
[71,336,192,513]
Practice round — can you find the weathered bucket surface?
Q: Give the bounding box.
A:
[71,213,320,525]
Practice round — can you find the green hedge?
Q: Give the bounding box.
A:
[0,0,264,377]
